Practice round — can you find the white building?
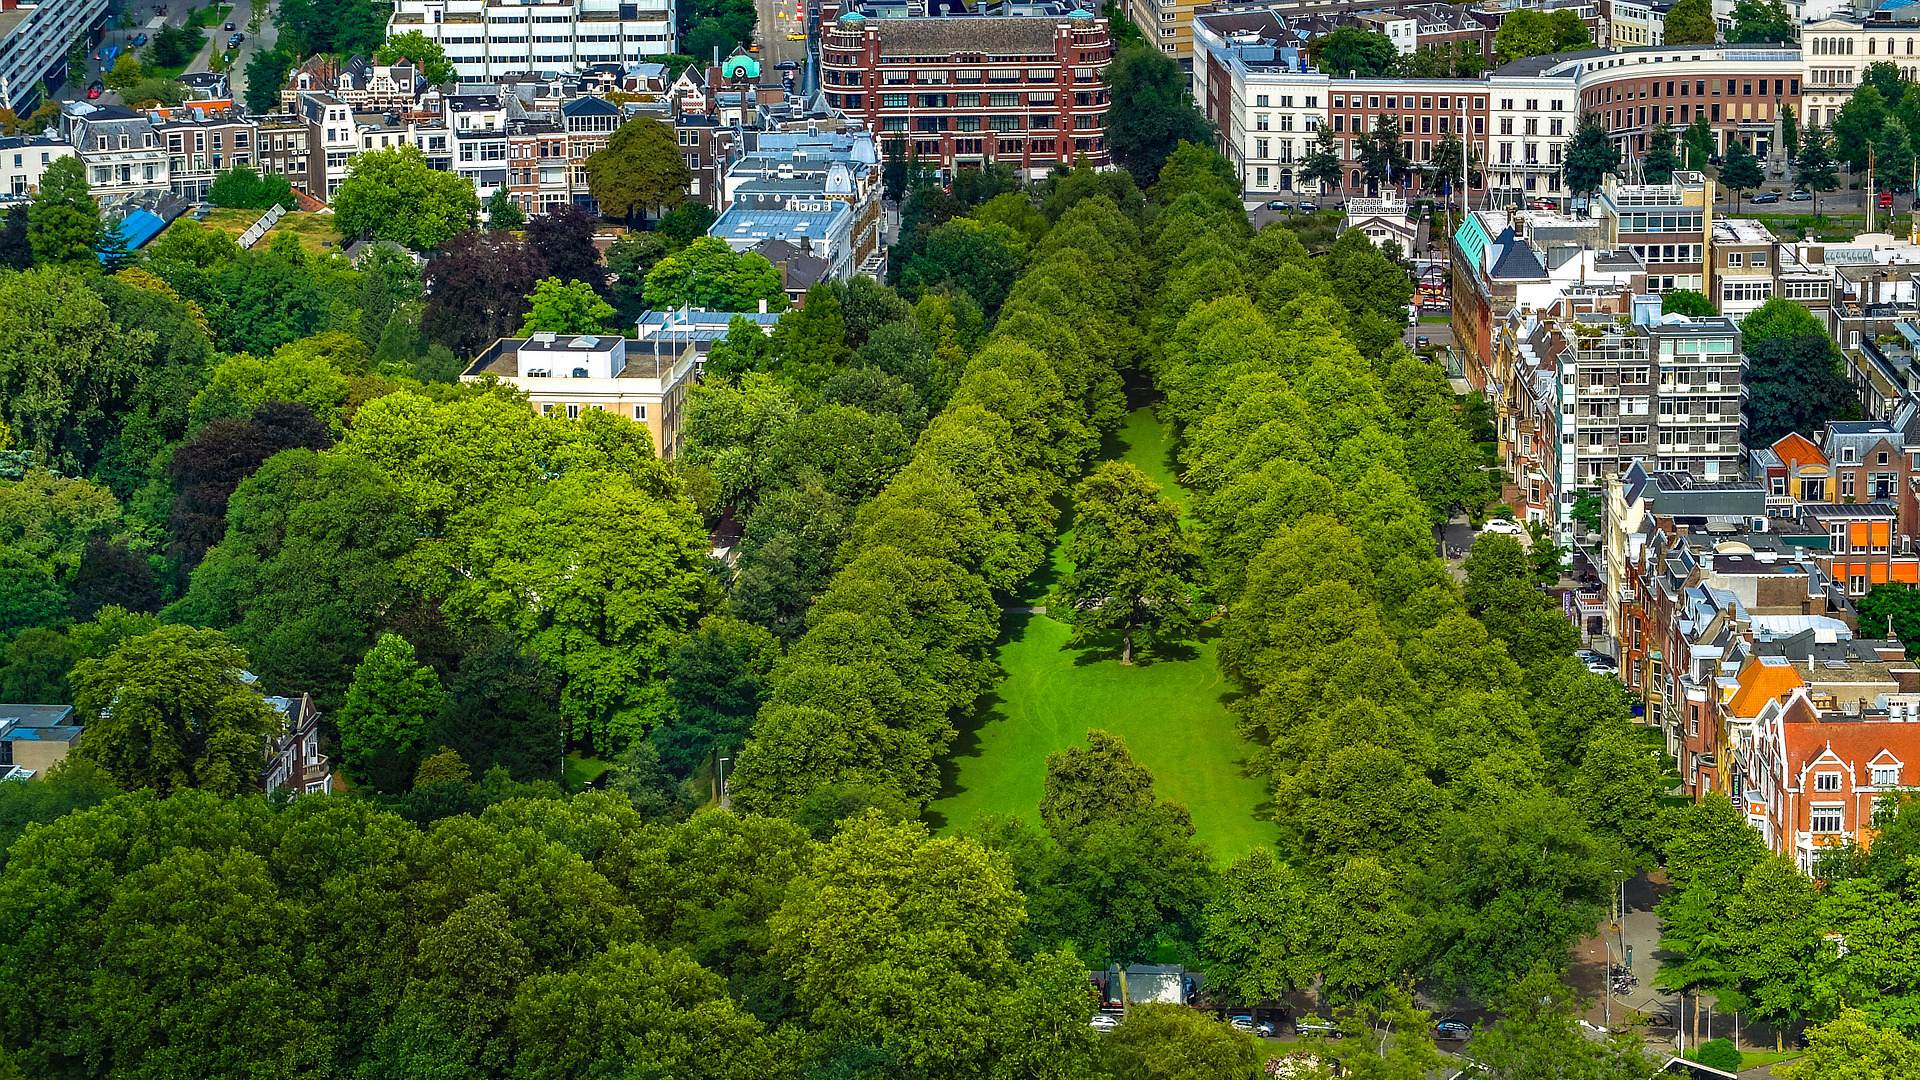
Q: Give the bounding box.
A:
[1343,193,1417,256]
[1485,75,1577,206]
[59,102,167,205]
[1804,17,1920,129]
[1189,12,1328,198]
[0,0,109,112]
[0,132,71,196]
[462,331,704,457]
[386,0,676,85]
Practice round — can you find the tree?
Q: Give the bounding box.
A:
[1877,118,1917,191]
[1832,86,1886,171]
[1642,124,1680,185]
[519,277,616,335]
[1860,584,1920,657]
[643,237,785,312]
[102,52,144,92]
[275,0,386,55]
[447,470,709,754]
[337,632,450,793]
[1661,289,1715,317]
[587,117,691,225]
[652,615,778,776]
[1057,461,1202,665]
[1311,27,1396,77]
[421,230,545,354]
[375,30,456,85]
[1729,0,1791,42]
[1683,115,1716,170]
[146,23,205,68]
[332,145,478,251]
[0,268,149,475]
[657,201,716,247]
[68,625,281,795]
[525,203,604,290]
[1360,114,1410,191]
[1719,140,1765,211]
[1664,0,1717,44]
[1426,133,1472,205]
[1468,968,1657,1080]
[1103,44,1212,186]
[1741,299,1858,446]
[770,813,1025,1076]
[1798,125,1839,212]
[26,155,100,265]
[1301,126,1343,197]
[1779,1011,1920,1080]
[1563,114,1621,196]
[1781,103,1799,166]
[1100,1004,1261,1080]
[1494,9,1590,64]
[1199,848,1310,1005]
[206,165,294,210]
[243,46,294,115]
[483,188,523,231]
[901,218,1027,314]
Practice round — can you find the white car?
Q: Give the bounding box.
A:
[1089,1013,1120,1033]
[1480,518,1526,537]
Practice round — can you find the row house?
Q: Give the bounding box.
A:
[1753,420,1920,544]
[1738,685,1920,872]
[280,56,441,114]
[254,114,312,183]
[59,102,168,205]
[818,3,1115,178]
[0,133,71,197]
[156,109,255,202]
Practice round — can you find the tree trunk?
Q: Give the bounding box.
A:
[1692,990,1702,1047]
[1120,625,1134,666]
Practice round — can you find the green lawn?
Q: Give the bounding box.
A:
[196,207,342,254]
[563,752,613,791]
[929,408,1281,862]
[188,4,234,28]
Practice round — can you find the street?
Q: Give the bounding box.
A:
[60,0,277,106]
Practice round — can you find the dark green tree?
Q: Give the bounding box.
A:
[1057,460,1202,665]
[1643,123,1680,184]
[1661,289,1715,317]
[1301,125,1343,198]
[1683,115,1717,169]
[1102,44,1212,186]
[1563,114,1621,196]
[483,188,524,231]
[1719,140,1766,211]
[1729,0,1792,42]
[26,156,100,265]
[586,117,691,226]
[1664,0,1718,44]
[1310,27,1396,77]
[1797,124,1839,213]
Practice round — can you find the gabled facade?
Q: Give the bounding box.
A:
[1738,687,1920,871]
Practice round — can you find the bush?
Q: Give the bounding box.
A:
[207,165,294,210]
[1693,1038,1741,1072]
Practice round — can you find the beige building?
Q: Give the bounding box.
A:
[0,705,82,780]
[1132,0,1200,64]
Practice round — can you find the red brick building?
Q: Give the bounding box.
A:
[818,6,1113,177]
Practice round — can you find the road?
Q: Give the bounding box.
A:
[59,0,276,107]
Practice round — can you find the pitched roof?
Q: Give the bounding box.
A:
[1785,718,1920,785]
[1727,655,1805,719]
[1488,232,1546,280]
[1770,431,1827,472]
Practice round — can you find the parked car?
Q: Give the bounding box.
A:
[1415,335,1431,348]
[1750,191,1780,204]
[1297,199,1317,211]
[131,32,147,45]
[223,19,235,29]
[1528,199,1556,210]
[1788,189,1813,201]
[1089,1013,1120,1033]
[1296,1018,1344,1038]
[1265,199,1289,210]
[1434,1018,1473,1041]
[85,82,103,99]
[1585,656,1618,674]
[1480,518,1525,537]
[228,32,244,46]
[1228,1015,1257,1033]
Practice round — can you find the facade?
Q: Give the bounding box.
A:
[462,329,712,457]
[1342,193,1416,255]
[60,103,168,204]
[1803,17,1920,129]
[157,109,255,201]
[0,703,81,781]
[0,132,71,196]
[1597,171,1714,294]
[819,5,1115,178]
[0,0,109,112]
[254,113,311,184]
[709,201,858,282]
[261,692,331,796]
[1739,687,1920,872]
[385,0,677,84]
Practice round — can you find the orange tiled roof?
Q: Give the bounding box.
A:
[1728,656,1806,719]
[1785,720,1920,784]
[1772,432,1828,472]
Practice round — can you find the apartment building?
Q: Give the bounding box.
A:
[818,3,1114,178]
[1484,76,1576,204]
[60,102,168,205]
[0,0,109,112]
[0,132,71,196]
[156,109,255,201]
[1597,171,1714,294]
[1803,15,1920,128]
[386,0,677,85]
[1739,687,1920,872]
[1190,10,1328,195]
[724,129,885,276]
[253,113,311,184]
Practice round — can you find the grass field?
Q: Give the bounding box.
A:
[563,752,613,791]
[929,408,1281,861]
[197,208,342,254]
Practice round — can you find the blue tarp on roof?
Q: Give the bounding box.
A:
[97,209,166,262]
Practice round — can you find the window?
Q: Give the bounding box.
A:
[633,404,648,420]
[1816,772,1843,792]
[566,404,581,419]
[1873,764,1901,786]
[1811,806,1845,832]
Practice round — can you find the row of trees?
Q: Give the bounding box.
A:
[1145,141,1670,1006]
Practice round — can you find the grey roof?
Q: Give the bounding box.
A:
[562,95,622,117]
[1489,47,1608,77]
[868,15,1069,54]
[1488,230,1546,280]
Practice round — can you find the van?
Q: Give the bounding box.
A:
[1880,190,1895,210]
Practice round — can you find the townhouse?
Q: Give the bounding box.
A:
[1739,685,1920,872]
[155,108,256,202]
[0,132,71,197]
[60,102,169,205]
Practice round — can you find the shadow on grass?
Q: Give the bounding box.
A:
[1065,632,1202,667]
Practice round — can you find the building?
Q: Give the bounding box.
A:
[0,132,72,197]
[1342,192,1417,255]
[1597,171,1715,295]
[1708,217,1778,319]
[709,201,858,282]
[723,128,885,277]
[253,113,311,185]
[1739,686,1920,871]
[156,108,256,201]
[385,0,677,85]
[261,692,331,796]
[0,703,82,780]
[0,0,110,113]
[818,3,1115,178]
[1803,16,1920,129]
[60,102,168,205]
[462,328,716,457]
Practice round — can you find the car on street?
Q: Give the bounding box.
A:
[1089,1013,1120,1033]
[1585,656,1618,674]
[1528,199,1556,210]
[131,32,147,45]
[1415,334,1431,348]
[1228,1015,1255,1033]
[1789,189,1813,201]
[86,82,103,99]
[1881,191,1896,210]
[1297,199,1317,211]
[224,20,235,30]
[1480,518,1525,537]
[1750,191,1780,204]
[1265,199,1289,210]
[1295,1017,1344,1038]
[1434,1018,1472,1041]
[228,32,244,46]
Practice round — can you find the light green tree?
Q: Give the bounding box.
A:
[1057,461,1202,665]
[643,237,786,312]
[26,156,101,265]
[336,632,450,793]
[332,145,478,251]
[519,277,616,334]
[1101,1003,1262,1080]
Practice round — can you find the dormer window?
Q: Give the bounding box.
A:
[1872,764,1901,786]
[1842,446,1858,463]
[1815,771,1842,791]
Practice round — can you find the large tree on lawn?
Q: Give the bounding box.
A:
[1057,460,1202,665]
